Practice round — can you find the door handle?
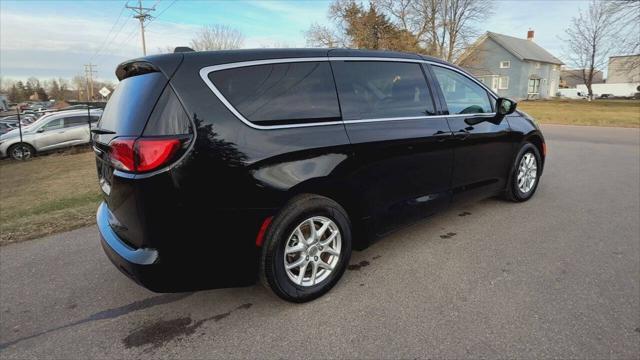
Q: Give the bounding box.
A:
[433,130,452,142]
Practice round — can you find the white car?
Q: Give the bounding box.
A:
[0,109,102,160]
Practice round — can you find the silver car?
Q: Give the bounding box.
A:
[0,109,103,160]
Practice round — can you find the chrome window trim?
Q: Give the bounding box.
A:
[199,56,498,130]
[199,57,341,130]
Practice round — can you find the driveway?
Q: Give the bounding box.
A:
[1,124,639,359]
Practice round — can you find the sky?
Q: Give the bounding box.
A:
[0,0,594,82]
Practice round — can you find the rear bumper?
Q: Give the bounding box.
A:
[97,202,169,291]
[97,202,158,265]
[97,201,267,292]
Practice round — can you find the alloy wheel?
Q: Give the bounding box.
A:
[12,145,32,160]
[517,152,537,193]
[283,216,342,287]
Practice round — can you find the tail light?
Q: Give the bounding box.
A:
[109,137,184,173]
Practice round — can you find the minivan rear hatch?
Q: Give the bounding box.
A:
[94,57,192,249]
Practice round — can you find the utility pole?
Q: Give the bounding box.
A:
[126,0,155,56]
[84,64,97,101]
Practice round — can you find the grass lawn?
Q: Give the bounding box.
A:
[518,99,640,128]
[0,149,101,245]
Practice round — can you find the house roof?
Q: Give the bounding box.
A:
[486,32,564,65]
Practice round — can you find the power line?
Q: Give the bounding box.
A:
[90,2,128,62]
[126,0,156,56]
[94,21,138,65]
[147,0,177,27]
[93,0,178,69]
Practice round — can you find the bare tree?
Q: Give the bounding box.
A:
[305,0,424,52]
[190,24,245,51]
[609,0,640,55]
[563,0,617,100]
[259,41,292,48]
[607,1,640,76]
[376,0,492,61]
[305,23,345,47]
[156,45,177,54]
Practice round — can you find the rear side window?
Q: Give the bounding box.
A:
[143,86,192,136]
[63,116,89,128]
[209,62,340,125]
[42,118,63,131]
[332,61,436,120]
[431,66,492,114]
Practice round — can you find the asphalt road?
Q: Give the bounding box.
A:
[1,124,639,359]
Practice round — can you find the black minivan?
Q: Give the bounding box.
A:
[94,48,545,302]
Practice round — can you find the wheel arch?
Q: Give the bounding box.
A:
[286,177,372,250]
[524,132,545,172]
[7,141,37,156]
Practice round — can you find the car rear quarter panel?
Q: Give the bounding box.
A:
[168,55,353,211]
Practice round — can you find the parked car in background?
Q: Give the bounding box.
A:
[95,49,545,302]
[59,105,101,111]
[0,114,37,126]
[27,101,54,112]
[0,121,16,135]
[0,108,102,160]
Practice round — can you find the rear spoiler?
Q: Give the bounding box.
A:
[115,61,159,81]
[115,54,184,81]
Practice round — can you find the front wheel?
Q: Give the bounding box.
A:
[8,143,35,161]
[260,194,352,302]
[506,142,542,202]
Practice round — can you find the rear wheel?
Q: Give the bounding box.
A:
[260,194,352,302]
[8,143,35,161]
[506,142,541,202]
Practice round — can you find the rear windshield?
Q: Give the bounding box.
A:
[209,62,340,125]
[98,72,167,135]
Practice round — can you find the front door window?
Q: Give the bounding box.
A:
[431,66,492,115]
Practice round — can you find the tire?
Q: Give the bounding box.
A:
[8,143,35,161]
[260,194,352,302]
[505,142,542,202]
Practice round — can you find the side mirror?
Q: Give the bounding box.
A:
[496,97,517,116]
[489,97,517,125]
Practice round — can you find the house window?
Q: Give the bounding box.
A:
[500,61,511,69]
[528,79,541,94]
[499,76,509,89]
[535,62,541,69]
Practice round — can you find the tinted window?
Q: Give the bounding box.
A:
[332,61,435,120]
[143,86,191,136]
[64,116,90,128]
[432,66,492,114]
[98,72,167,135]
[42,118,63,131]
[209,62,340,124]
